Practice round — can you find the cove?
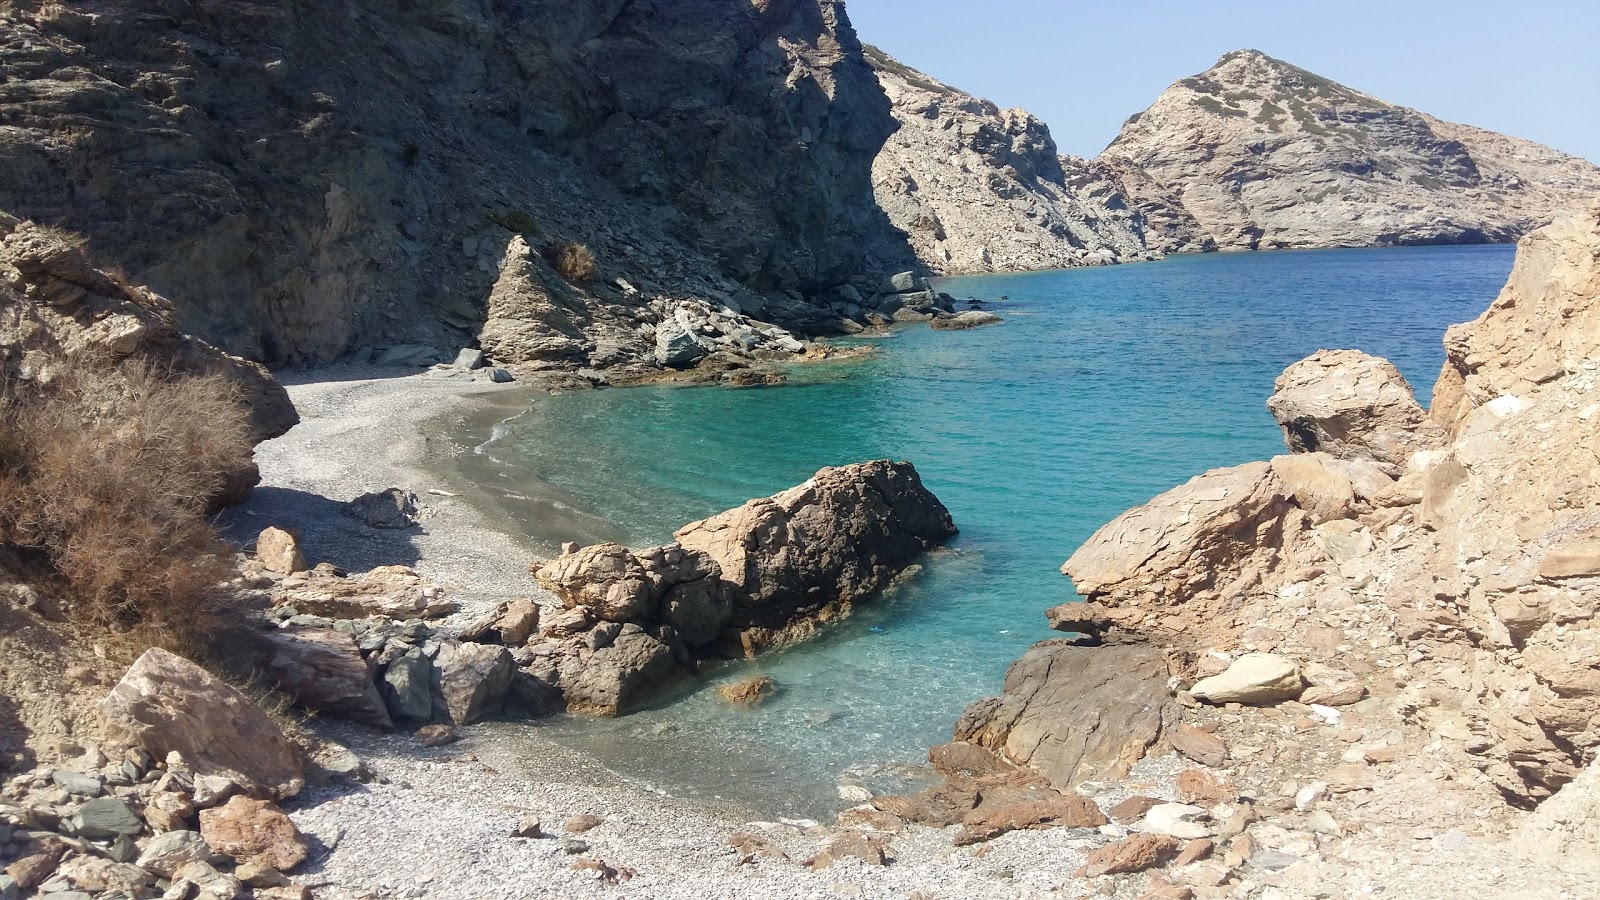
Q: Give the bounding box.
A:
[466,245,1515,818]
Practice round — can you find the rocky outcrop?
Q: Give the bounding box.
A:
[0,222,296,503]
[524,459,956,713]
[1061,198,1600,806]
[1100,50,1600,251]
[99,649,304,801]
[866,46,1156,275]
[0,0,913,368]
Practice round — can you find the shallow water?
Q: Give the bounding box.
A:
[468,245,1514,818]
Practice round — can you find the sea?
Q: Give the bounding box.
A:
[467,244,1515,818]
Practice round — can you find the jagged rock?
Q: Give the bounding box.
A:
[1100,49,1600,251]
[457,598,540,646]
[928,311,1003,331]
[956,786,1108,845]
[434,641,514,725]
[270,565,455,621]
[804,832,889,870]
[199,797,308,872]
[1077,833,1181,878]
[929,741,1016,779]
[262,628,394,731]
[954,641,1177,790]
[555,628,683,717]
[52,856,154,894]
[381,649,435,723]
[100,649,303,800]
[1176,770,1236,805]
[675,460,957,653]
[533,543,661,622]
[255,527,306,575]
[342,488,420,529]
[1189,654,1303,705]
[1513,755,1600,874]
[1267,350,1449,472]
[655,318,711,369]
[4,846,61,891]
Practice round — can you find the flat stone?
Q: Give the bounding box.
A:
[136,831,212,878]
[71,797,143,839]
[1190,653,1304,705]
[1141,803,1211,839]
[1170,724,1228,767]
[51,770,103,797]
[1077,833,1180,877]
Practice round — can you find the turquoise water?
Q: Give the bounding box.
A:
[476,245,1514,816]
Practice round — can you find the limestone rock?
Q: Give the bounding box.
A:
[1513,755,1600,874]
[199,797,308,872]
[1100,49,1600,252]
[255,528,306,575]
[270,564,455,621]
[1140,803,1211,839]
[1189,654,1303,705]
[954,641,1177,790]
[434,640,514,725]
[100,649,303,800]
[262,627,394,731]
[1267,350,1449,472]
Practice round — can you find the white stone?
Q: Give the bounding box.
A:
[1189,653,1304,704]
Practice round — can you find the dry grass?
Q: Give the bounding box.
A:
[0,357,254,653]
[548,240,599,284]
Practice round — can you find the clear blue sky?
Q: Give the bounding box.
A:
[845,0,1600,164]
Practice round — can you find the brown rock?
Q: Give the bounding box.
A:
[835,807,904,833]
[929,741,1016,779]
[955,642,1177,790]
[1176,770,1236,805]
[1108,795,1163,824]
[803,831,889,870]
[100,649,303,800]
[1169,724,1228,768]
[199,796,308,872]
[416,724,459,748]
[256,527,306,575]
[716,675,778,706]
[1267,350,1449,473]
[262,627,393,731]
[458,598,540,646]
[564,814,603,833]
[271,564,455,620]
[956,787,1108,844]
[434,640,515,725]
[1173,837,1215,866]
[1077,833,1181,878]
[1298,681,1367,706]
[5,845,63,890]
[512,817,544,839]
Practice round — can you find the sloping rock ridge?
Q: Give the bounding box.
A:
[1062,197,1600,807]
[866,46,1158,274]
[0,0,914,366]
[1101,49,1600,251]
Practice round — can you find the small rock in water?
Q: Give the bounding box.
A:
[715,675,779,706]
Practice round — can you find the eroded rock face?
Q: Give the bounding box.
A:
[1060,200,1600,806]
[1100,50,1600,252]
[866,46,1154,275]
[954,641,1178,790]
[100,650,303,800]
[0,0,912,367]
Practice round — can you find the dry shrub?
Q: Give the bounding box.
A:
[0,357,254,652]
[548,241,599,284]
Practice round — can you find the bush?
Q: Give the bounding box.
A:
[0,358,253,651]
[548,241,599,284]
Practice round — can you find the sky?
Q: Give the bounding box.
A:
[844,0,1600,164]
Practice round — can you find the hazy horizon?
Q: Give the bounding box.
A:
[846,0,1600,165]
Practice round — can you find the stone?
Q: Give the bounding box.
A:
[381,648,435,723]
[928,741,1016,779]
[1141,803,1211,839]
[50,770,103,797]
[172,860,245,900]
[556,629,683,716]
[199,796,309,872]
[954,642,1177,790]
[262,627,394,730]
[1108,795,1162,824]
[342,488,420,529]
[1176,770,1236,805]
[236,862,291,888]
[655,318,711,368]
[271,565,454,620]
[1169,724,1228,767]
[956,788,1108,844]
[457,598,539,646]
[804,832,889,870]
[454,348,485,370]
[416,724,460,748]
[1297,681,1366,707]
[1077,833,1181,878]
[256,527,306,575]
[434,640,515,725]
[483,367,515,383]
[70,797,144,839]
[1173,838,1215,866]
[564,814,602,833]
[1189,654,1303,705]
[928,310,1002,330]
[533,543,658,622]
[716,675,778,706]
[1267,350,1450,472]
[512,817,544,839]
[4,846,62,890]
[1513,755,1600,874]
[136,831,212,878]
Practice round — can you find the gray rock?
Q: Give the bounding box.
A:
[882,271,923,293]
[70,797,143,840]
[433,641,514,725]
[262,627,395,731]
[655,318,711,368]
[453,348,485,370]
[0,874,16,900]
[342,488,420,529]
[481,367,515,383]
[374,345,444,367]
[381,648,436,723]
[1249,850,1301,871]
[51,771,103,797]
[929,310,1003,331]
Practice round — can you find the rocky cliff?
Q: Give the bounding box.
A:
[1101,49,1600,251]
[0,0,913,367]
[866,46,1158,274]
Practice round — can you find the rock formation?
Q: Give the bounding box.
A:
[1061,197,1600,806]
[866,46,1156,274]
[1100,50,1600,251]
[0,0,913,368]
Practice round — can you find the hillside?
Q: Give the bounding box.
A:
[1100,49,1600,250]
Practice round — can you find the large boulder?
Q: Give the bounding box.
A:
[270,564,455,621]
[433,640,514,725]
[554,627,684,716]
[1266,349,1449,473]
[261,628,394,731]
[198,796,308,872]
[675,459,957,653]
[1188,653,1303,705]
[100,649,303,800]
[533,543,658,622]
[954,641,1177,790]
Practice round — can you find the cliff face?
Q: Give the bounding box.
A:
[1101,50,1600,251]
[866,47,1156,274]
[1063,197,1600,807]
[0,0,913,366]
